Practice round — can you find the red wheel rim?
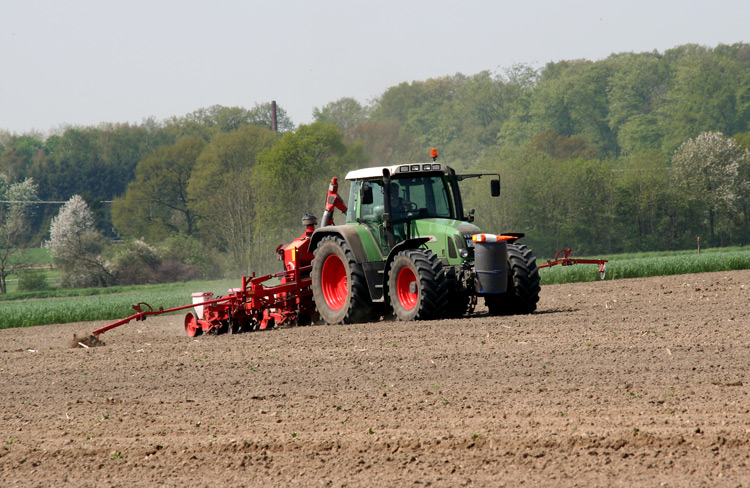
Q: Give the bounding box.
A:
[396,266,418,310]
[184,313,201,337]
[321,254,347,310]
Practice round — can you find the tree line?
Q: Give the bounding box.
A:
[1,43,749,289]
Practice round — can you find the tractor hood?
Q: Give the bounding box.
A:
[409,218,481,263]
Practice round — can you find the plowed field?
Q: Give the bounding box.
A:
[2,270,749,487]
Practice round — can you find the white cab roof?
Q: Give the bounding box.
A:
[345,162,446,180]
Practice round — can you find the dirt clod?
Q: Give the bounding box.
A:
[70,333,105,348]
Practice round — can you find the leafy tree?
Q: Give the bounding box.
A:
[45,195,114,288]
[164,103,294,140]
[670,131,750,244]
[528,130,597,160]
[24,124,169,237]
[615,114,663,156]
[108,239,162,285]
[188,125,278,274]
[313,97,369,134]
[401,75,467,148]
[612,150,672,250]
[605,51,668,155]
[0,174,39,293]
[347,120,423,166]
[529,60,617,156]
[112,137,206,241]
[443,71,523,159]
[158,234,222,280]
[659,45,745,153]
[0,135,44,182]
[371,81,424,124]
[251,123,365,271]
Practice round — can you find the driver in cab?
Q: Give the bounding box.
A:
[389,183,413,214]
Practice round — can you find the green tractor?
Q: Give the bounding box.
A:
[309,152,540,323]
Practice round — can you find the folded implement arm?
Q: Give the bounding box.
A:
[538,248,608,280]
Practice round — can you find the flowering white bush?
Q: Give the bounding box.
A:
[671,131,750,240]
[46,195,95,258]
[45,195,114,288]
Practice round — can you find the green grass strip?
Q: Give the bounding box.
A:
[540,247,750,285]
[0,279,238,330]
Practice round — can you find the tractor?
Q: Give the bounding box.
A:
[308,149,541,323]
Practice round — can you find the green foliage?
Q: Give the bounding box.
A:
[187,125,278,275]
[108,239,163,285]
[658,45,746,153]
[16,270,49,292]
[346,120,423,166]
[158,234,223,280]
[112,137,206,240]
[0,279,237,329]
[0,174,40,293]
[251,122,365,272]
[313,97,370,133]
[163,103,295,140]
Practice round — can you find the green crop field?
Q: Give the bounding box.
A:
[0,279,237,330]
[539,246,750,285]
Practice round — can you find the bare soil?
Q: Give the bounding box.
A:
[1,270,749,487]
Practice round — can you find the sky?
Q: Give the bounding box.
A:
[1,0,749,136]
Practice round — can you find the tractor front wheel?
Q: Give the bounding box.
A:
[388,249,448,321]
[312,235,375,324]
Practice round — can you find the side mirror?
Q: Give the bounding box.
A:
[361,183,374,205]
[490,178,500,197]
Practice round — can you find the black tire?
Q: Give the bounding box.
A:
[486,243,540,315]
[312,235,375,324]
[388,249,448,321]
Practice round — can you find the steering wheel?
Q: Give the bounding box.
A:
[404,201,418,212]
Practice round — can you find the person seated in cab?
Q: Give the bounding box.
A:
[389,182,414,214]
[389,182,416,242]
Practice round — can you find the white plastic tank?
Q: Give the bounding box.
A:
[191,292,214,319]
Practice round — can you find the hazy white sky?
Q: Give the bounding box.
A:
[1,0,748,135]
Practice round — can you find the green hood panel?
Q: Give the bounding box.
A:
[343,219,481,263]
[412,219,481,263]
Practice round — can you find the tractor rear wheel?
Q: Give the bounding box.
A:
[388,249,448,321]
[312,235,376,324]
[486,243,540,315]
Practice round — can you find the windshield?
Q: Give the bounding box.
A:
[394,175,453,218]
[352,174,454,223]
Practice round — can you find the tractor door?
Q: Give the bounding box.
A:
[350,179,391,255]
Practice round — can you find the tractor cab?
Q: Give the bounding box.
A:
[344,156,500,256]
